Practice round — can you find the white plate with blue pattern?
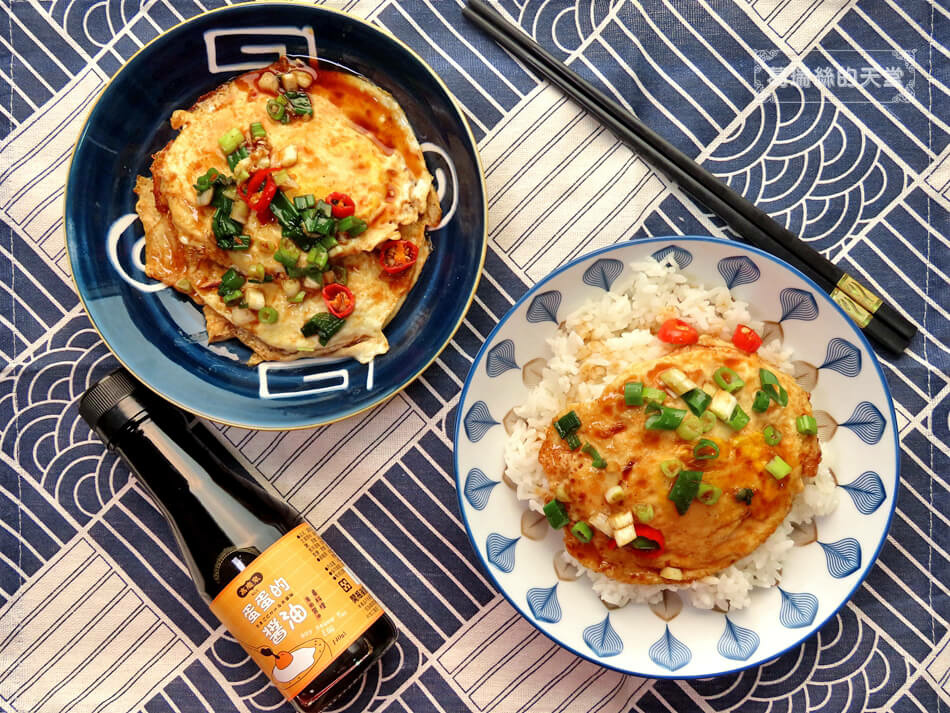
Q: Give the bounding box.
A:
[454,236,898,677]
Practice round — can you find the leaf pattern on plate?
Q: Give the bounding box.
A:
[649,590,683,621]
[463,468,498,511]
[819,538,862,578]
[553,552,582,581]
[650,244,693,269]
[778,588,819,628]
[718,617,760,661]
[503,408,521,435]
[840,471,886,514]
[526,290,561,324]
[841,401,886,445]
[521,510,549,540]
[582,258,624,291]
[485,533,519,573]
[820,337,862,377]
[779,287,819,322]
[583,615,623,657]
[485,339,518,377]
[522,357,547,388]
[790,520,818,547]
[526,584,562,623]
[648,625,691,671]
[463,401,498,443]
[717,255,760,288]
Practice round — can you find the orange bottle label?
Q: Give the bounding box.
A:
[209,523,383,700]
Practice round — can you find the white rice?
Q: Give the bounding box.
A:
[503,258,838,611]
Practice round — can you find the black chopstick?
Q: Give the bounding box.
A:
[463,0,914,354]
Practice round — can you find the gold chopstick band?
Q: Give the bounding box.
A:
[836,273,883,314]
[831,288,873,327]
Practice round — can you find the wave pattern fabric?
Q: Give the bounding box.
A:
[0,1,947,712]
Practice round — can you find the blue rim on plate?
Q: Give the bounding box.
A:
[454,236,898,678]
[65,2,486,430]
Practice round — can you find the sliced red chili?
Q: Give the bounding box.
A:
[633,524,665,558]
[322,283,355,318]
[326,192,355,218]
[255,175,278,221]
[239,168,277,206]
[657,318,699,345]
[379,239,419,275]
[732,323,763,353]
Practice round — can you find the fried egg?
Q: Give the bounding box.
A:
[538,338,821,584]
[136,58,440,363]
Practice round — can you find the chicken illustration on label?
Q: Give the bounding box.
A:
[260,639,331,685]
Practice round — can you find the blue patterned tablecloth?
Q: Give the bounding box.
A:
[1,1,948,712]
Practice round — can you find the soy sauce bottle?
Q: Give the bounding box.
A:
[79,369,397,712]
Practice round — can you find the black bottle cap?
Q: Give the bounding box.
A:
[79,368,150,448]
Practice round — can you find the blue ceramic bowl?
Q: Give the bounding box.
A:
[66,2,485,429]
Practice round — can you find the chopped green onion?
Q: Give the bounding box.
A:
[218,268,245,294]
[220,289,243,304]
[333,266,348,286]
[581,442,606,469]
[274,248,299,271]
[554,484,570,502]
[193,167,222,193]
[319,234,339,250]
[725,404,750,431]
[294,194,316,210]
[762,425,782,446]
[247,263,266,282]
[796,414,818,435]
[266,99,285,121]
[709,390,738,421]
[288,290,306,303]
[565,433,581,451]
[642,387,667,405]
[570,521,593,543]
[307,245,329,270]
[633,503,655,523]
[258,306,278,324]
[697,483,722,505]
[300,312,345,345]
[766,455,792,479]
[624,381,644,406]
[337,215,368,236]
[675,412,703,441]
[752,390,771,413]
[554,411,581,438]
[760,368,789,406]
[660,458,684,479]
[230,234,251,250]
[218,127,244,155]
[313,216,337,236]
[735,488,755,505]
[693,438,720,460]
[273,169,290,186]
[699,411,716,433]
[226,144,248,171]
[543,499,570,529]
[604,485,624,504]
[322,269,336,285]
[645,406,686,430]
[630,536,660,551]
[682,388,712,417]
[284,91,313,116]
[250,121,266,138]
[660,368,697,396]
[668,470,702,515]
[713,366,745,393]
[314,199,332,217]
[174,278,192,292]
